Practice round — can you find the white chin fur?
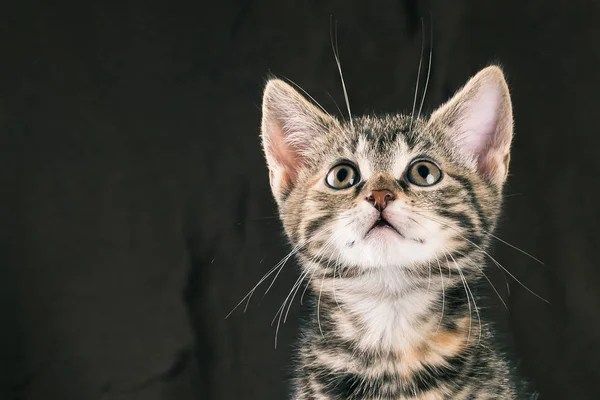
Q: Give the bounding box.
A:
[331,201,446,270]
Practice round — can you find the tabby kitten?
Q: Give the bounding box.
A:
[260,66,531,399]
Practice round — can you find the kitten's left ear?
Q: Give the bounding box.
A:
[428,66,513,186]
[261,79,338,203]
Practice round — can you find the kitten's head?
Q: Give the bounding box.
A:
[261,67,513,274]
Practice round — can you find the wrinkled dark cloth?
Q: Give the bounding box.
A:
[0,1,599,399]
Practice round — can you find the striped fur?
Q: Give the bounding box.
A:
[261,66,534,399]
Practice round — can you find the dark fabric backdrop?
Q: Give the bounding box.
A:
[1,1,599,399]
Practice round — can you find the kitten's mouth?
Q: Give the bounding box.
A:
[374,219,392,228]
[367,217,405,238]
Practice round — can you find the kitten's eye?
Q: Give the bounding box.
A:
[406,159,442,187]
[326,164,360,189]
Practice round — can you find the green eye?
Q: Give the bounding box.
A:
[406,159,442,187]
[326,164,360,189]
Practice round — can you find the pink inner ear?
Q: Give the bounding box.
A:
[456,83,501,157]
[266,122,301,186]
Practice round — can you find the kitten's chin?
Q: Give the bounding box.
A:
[335,233,434,270]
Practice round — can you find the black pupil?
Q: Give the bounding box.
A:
[417,164,430,179]
[336,167,349,182]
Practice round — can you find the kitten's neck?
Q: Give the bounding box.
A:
[292,255,520,400]
[304,260,479,354]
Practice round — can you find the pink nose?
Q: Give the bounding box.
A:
[366,189,395,211]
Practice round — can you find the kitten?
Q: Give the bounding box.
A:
[260,66,533,399]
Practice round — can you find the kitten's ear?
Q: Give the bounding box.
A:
[428,66,513,186]
[261,79,336,202]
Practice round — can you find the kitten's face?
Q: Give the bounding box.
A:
[261,67,513,274]
[284,117,479,270]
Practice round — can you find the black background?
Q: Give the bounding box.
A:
[1,1,599,399]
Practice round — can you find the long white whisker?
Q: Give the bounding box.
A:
[262,241,304,298]
[279,268,311,324]
[275,218,349,320]
[298,218,349,308]
[416,19,433,121]
[283,234,340,323]
[280,76,334,120]
[410,17,425,132]
[312,233,344,339]
[282,268,313,324]
[450,251,482,345]
[225,239,309,318]
[413,210,549,304]
[300,269,315,305]
[325,90,346,121]
[317,269,327,338]
[330,16,353,130]
[413,203,544,265]
[435,254,445,332]
[444,251,472,343]
[273,235,338,346]
[330,247,343,311]
[272,270,308,348]
[488,233,545,265]
[427,259,432,293]
[455,249,509,311]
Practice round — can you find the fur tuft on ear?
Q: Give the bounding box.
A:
[428,66,514,186]
[261,79,337,202]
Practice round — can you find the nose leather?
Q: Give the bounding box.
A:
[366,189,395,211]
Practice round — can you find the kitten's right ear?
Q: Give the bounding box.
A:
[261,79,336,203]
[427,66,514,187]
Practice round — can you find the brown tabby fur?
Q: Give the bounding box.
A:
[260,66,536,399]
